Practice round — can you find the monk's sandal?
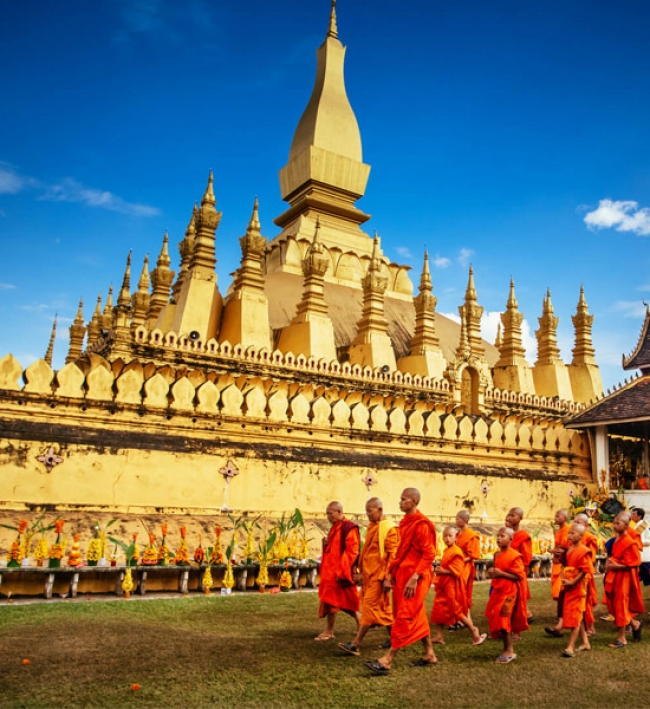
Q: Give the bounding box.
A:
[338,642,360,656]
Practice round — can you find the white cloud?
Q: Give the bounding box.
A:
[481,311,537,360]
[442,311,461,325]
[433,255,451,268]
[0,283,15,290]
[612,300,648,319]
[0,161,160,217]
[0,163,26,194]
[584,199,650,236]
[39,178,160,217]
[395,246,413,259]
[458,247,474,266]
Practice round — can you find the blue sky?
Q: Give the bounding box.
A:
[1,0,649,393]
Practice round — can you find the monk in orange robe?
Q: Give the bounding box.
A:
[365,488,437,674]
[506,507,533,626]
[604,512,644,648]
[455,509,481,622]
[315,501,360,641]
[431,526,486,646]
[545,509,570,637]
[575,512,599,635]
[559,523,593,656]
[485,527,529,663]
[628,507,647,551]
[338,497,399,656]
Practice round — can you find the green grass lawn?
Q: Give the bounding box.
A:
[1,579,648,709]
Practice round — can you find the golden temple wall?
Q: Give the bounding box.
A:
[0,351,592,529]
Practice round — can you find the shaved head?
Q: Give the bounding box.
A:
[367,497,383,510]
[327,501,343,514]
[556,509,568,520]
[498,526,514,539]
[456,510,470,523]
[510,507,524,519]
[402,488,421,504]
[575,513,589,525]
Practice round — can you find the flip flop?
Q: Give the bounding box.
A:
[544,627,564,638]
[608,640,627,649]
[314,634,335,642]
[561,650,575,658]
[633,621,643,642]
[576,646,591,652]
[472,633,487,646]
[409,657,438,667]
[337,642,360,656]
[364,660,390,675]
[495,654,516,664]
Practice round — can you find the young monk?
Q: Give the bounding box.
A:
[455,510,482,626]
[545,509,570,637]
[559,523,593,657]
[485,527,529,664]
[364,488,437,674]
[338,497,399,655]
[574,512,599,636]
[506,507,534,627]
[431,526,487,647]
[604,512,645,648]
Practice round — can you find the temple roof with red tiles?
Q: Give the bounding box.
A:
[623,305,650,372]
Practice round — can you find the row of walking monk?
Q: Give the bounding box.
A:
[315,489,646,673]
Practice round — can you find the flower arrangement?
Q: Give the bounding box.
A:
[3,519,29,567]
[202,565,213,594]
[175,526,189,566]
[34,537,49,567]
[222,560,235,589]
[193,535,205,566]
[121,568,134,598]
[48,519,67,568]
[158,524,170,566]
[86,538,102,565]
[67,534,82,567]
[209,525,224,565]
[256,528,276,592]
[142,532,158,565]
[279,568,292,592]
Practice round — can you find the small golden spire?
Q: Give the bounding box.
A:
[419,250,432,292]
[495,323,503,349]
[117,251,132,307]
[327,0,338,39]
[158,231,171,267]
[44,314,57,366]
[507,277,518,308]
[73,298,84,325]
[465,265,477,302]
[248,197,261,233]
[66,300,86,364]
[137,254,150,293]
[202,170,216,206]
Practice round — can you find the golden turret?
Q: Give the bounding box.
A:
[172,208,196,303]
[131,255,151,328]
[568,286,604,403]
[458,266,484,360]
[102,285,114,331]
[66,299,86,364]
[87,294,103,344]
[532,289,572,400]
[44,315,57,366]
[535,289,560,365]
[112,253,134,359]
[149,232,175,325]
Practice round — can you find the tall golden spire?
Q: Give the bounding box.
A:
[102,285,114,331]
[458,265,484,359]
[173,206,197,302]
[149,232,175,322]
[117,252,132,309]
[327,0,338,39]
[495,278,527,366]
[410,250,439,353]
[295,217,330,318]
[44,314,57,366]
[66,299,86,364]
[535,289,561,365]
[571,285,596,365]
[87,294,103,344]
[191,171,221,276]
[233,197,267,292]
[131,255,151,328]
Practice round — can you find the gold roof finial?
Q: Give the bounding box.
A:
[202,170,216,206]
[327,0,338,39]
[248,197,261,233]
[117,252,132,307]
[465,264,477,302]
[73,298,84,325]
[44,314,57,366]
[137,254,150,293]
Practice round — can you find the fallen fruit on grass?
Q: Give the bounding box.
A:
[131,683,140,691]
[22,659,30,665]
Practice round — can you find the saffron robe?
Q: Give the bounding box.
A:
[389,510,436,649]
[430,543,466,625]
[511,529,532,600]
[358,520,399,626]
[456,526,481,610]
[551,524,570,600]
[582,529,599,627]
[561,544,594,629]
[318,520,360,616]
[485,547,529,637]
[603,532,645,627]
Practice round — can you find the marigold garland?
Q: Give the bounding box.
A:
[202,565,213,594]
[279,569,292,591]
[175,526,189,565]
[222,560,235,589]
[142,532,158,565]
[121,568,134,596]
[209,526,224,565]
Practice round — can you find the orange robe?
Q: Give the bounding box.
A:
[456,526,481,610]
[628,525,644,552]
[551,524,570,600]
[511,529,532,600]
[389,510,436,649]
[358,520,399,627]
[430,543,466,625]
[318,520,360,616]
[582,529,599,627]
[604,532,645,627]
[561,544,593,629]
[485,547,529,637]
